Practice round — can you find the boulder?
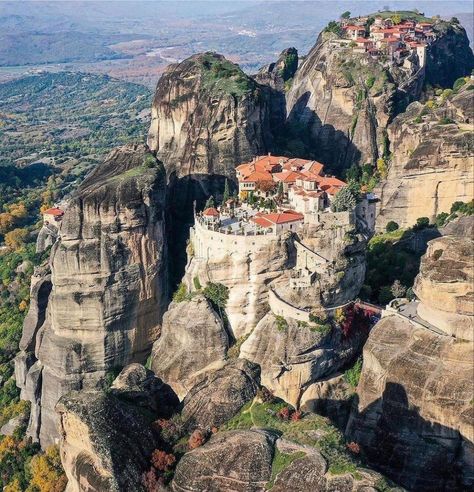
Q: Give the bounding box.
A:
[110,363,179,416]
[56,389,158,492]
[240,313,367,407]
[171,430,275,491]
[151,295,229,399]
[181,358,260,430]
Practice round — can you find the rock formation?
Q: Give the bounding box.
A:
[346,218,474,490]
[284,22,473,174]
[181,358,260,430]
[56,365,178,492]
[172,430,386,492]
[239,313,367,408]
[151,295,229,399]
[147,52,273,180]
[15,144,169,446]
[184,232,294,338]
[414,218,474,340]
[346,316,474,490]
[376,84,474,229]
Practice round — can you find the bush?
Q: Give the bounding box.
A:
[151,450,176,472]
[439,117,455,125]
[435,212,449,227]
[378,285,393,305]
[188,429,207,450]
[414,216,430,230]
[203,282,229,314]
[344,357,362,388]
[274,315,288,332]
[28,445,67,492]
[172,283,192,303]
[453,77,467,92]
[193,276,201,291]
[385,221,399,232]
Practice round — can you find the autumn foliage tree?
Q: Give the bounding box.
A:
[188,429,207,450]
[151,450,176,472]
[28,445,67,492]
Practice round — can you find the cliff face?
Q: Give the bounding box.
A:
[284,23,473,174]
[414,217,474,340]
[346,218,474,490]
[376,84,474,229]
[147,52,274,180]
[284,33,421,173]
[15,144,169,446]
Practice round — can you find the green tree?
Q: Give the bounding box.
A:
[391,14,402,24]
[340,11,351,19]
[204,195,215,209]
[222,179,230,204]
[414,217,430,230]
[385,221,399,232]
[330,186,357,212]
[203,282,229,319]
[390,279,406,298]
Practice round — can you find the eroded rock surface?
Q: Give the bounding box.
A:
[376,85,474,229]
[151,294,229,399]
[181,358,260,430]
[346,316,474,490]
[240,313,367,407]
[414,218,474,340]
[147,52,273,180]
[16,144,169,446]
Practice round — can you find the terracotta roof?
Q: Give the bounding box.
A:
[202,207,219,217]
[356,37,373,43]
[42,207,64,216]
[251,211,304,227]
[273,170,304,183]
[303,161,324,176]
[241,170,273,182]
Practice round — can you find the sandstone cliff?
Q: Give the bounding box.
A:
[414,219,474,340]
[151,294,229,399]
[147,52,273,180]
[15,144,169,446]
[376,84,474,229]
[346,316,474,490]
[346,218,474,490]
[284,22,473,174]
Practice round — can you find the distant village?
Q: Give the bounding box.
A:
[338,13,437,66]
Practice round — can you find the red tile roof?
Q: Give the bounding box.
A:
[251,211,304,228]
[203,207,219,217]
[42,207,64,216]
[272,170,304,183]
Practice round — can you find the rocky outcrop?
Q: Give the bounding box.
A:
[57,392,155,492]
[151,295,229,399]
[346,316,474,491]
[284,22,473,174]
[16,144,169,446]
[181,358,260,430]
[284,32,420,173]
[184,231,294,338]
[172,430,387,492]
[36,223,59,253]
[414,217,474,340]
[56,365,178,492]
[147,52,273,180]
[109,363,179,416]
[376,84,474,230]
[239,313,367,408]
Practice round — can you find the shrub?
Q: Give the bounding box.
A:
[172,283,192,303]
[274,315,288,332]
[151,450,176,472]
[276,406,291,420]
[406,287,415,301]
[385,221,399,232]
[432,249,443,261]
[414,216,430,230]
[435,212,449,227]
[439,117,454,125]
[346,441,360,454]
[378,285,393,305]
[193,276,202,291]
[390,279,406,298]
[344,357,362,388]
[203,282,229,317]
[290,410,302,422]
[453,77,467,92]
